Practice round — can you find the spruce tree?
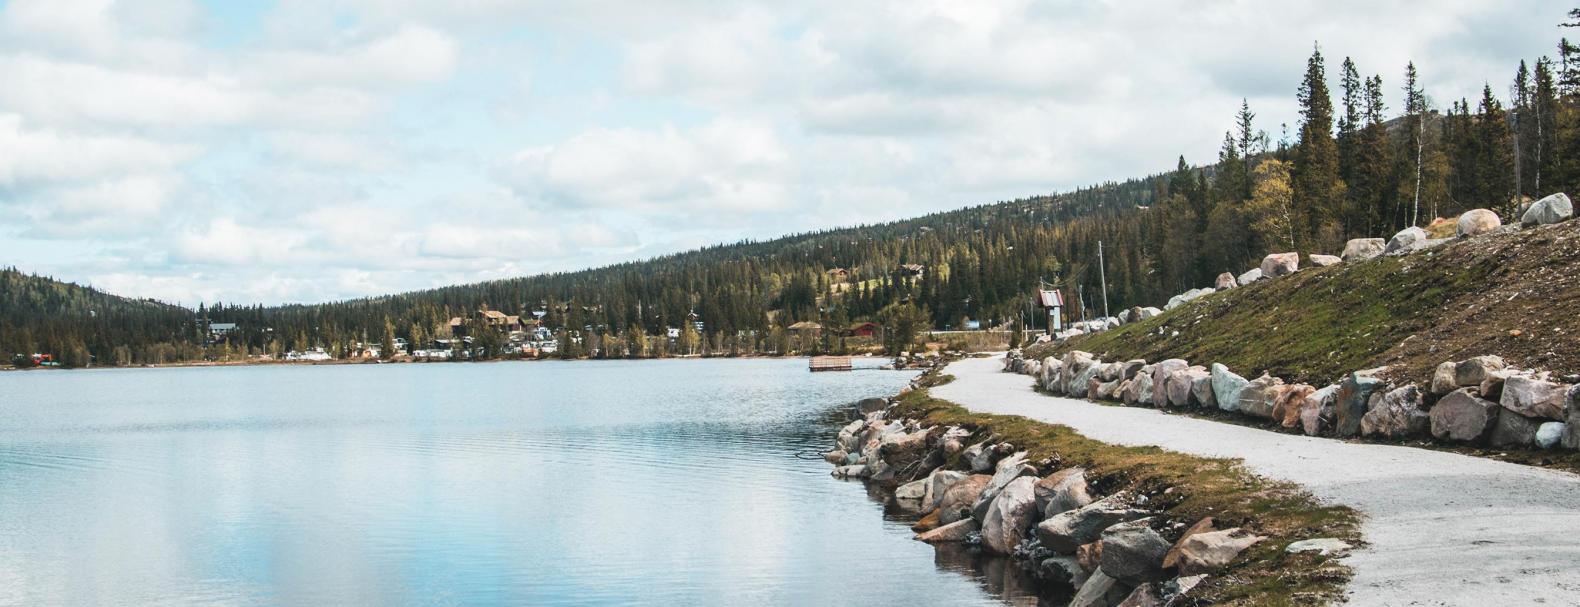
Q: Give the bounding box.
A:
[1291,45,1345,249]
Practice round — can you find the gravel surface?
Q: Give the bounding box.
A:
[933,354,1580,606]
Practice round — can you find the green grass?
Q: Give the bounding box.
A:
[1027,250,1498,386]
[892,385,1360,605]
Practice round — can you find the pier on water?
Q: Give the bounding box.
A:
[808,356,853,372]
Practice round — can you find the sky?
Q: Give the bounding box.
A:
[0,0,1566,306]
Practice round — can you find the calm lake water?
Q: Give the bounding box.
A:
[0,358,1037,606]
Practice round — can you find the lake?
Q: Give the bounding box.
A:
[0,359,1038,606]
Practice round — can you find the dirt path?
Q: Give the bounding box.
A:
[933,355,1580,606]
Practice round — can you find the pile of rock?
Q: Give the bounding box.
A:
[1003,349,1578,451]
[827,399,1266,605]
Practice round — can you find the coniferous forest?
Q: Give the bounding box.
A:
[8,9,1580,367]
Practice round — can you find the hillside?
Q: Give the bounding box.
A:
[1030,219,1580,386]
[0,268,199,366]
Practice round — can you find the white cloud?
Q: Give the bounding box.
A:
[0,114,196,185]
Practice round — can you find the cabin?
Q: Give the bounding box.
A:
[826,268,850,281]
[897,264,926,278]
[787,321,824,337]
[208,322,237,338]
[844,322,880,338]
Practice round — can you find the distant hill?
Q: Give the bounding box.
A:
[0,267,199,366]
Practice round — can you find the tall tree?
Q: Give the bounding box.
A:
[1400,62,1429,226]
[1474,84,1517,215]
[1353,74,1394,235]
[1291,45,1345,249]
[1534,57,1559,194]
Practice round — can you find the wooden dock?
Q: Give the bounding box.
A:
[809,355,853,372]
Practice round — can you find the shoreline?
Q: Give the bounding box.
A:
[0,352,931,373]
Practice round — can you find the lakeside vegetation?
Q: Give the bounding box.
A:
[7,8,1580,368]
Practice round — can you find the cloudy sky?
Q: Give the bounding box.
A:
[0,0,1564,305]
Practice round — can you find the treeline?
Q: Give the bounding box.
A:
[6,8,1580,366]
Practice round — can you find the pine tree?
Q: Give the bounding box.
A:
[1291,45,1346,249]
[1534,57,1559,194]
[1400,62,1429,226]
[1512,60,1532,199]
[1353,74,1394,235]
[1474,84,1517,215]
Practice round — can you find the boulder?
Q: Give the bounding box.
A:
[979,476,1040,554]
[1119,359,1148,381]
[1070,362,1104,400]
[1097,362,1122,382]
[1099,519,1171,584]
[1455,208,1502,237]
[1190,373,1218,409]
[894,478,930,512]
[971,452,1036,522]
[937,474,992,524]
[916,518,978,543]
[1061,351,1097,394]
[1384,226,1427,255]
[1479,369,1515,401]
[1236,267,1263,285]
[1335,371,1385,437]
[1430,361,1459,396]
[1274,384,1316,428]
[1095,379,1123,401]
[1165,288,1215,310]
[1300,385,1341,436]
[1211,363,1249,413]
[1490,408,1542,448]
[1068,570,1117,607]
[836,419,865,452]
[1361,385,1428,438]
[1138,307,1162,320]
[1035,467,1095,518]
[1039,357,1063,390]
[831,464,867,478]
[1341,238,1386,261]
[1161,517,1216,570]
[1176,528,1265,576]
[1500,376,1570,420]
[1167,367,1210,408]
[1565,386,1580,449]
[1237,373,1286,419]
[1037,495,1149,553]
[1039,556,1087,588]
[922,469,970,512]
[962,441,994,473]
[856,397,888,414]
[911,509,941,533]
[1430,389,1500,443]
[1117,583,1163,607]
[1537,422,1566,449]
[878,428,937,477]
[1260,252,1300,278]
[1521,192,1573,227]
[1308,253,1342,267]
[823,449,847,465]
[1454,355,1506,387]
[1124,367,1156,407]
[1151,359,1189,406]
[1215,272,1238,290]
[1076,541,1103,573]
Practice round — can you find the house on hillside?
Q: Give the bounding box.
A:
[897,264,926,278]
[826,268,850,281]
[208,322,237,340]
[788,321,823,338]
[844,322,880,338]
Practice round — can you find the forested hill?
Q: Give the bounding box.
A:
[9,7,1580,367]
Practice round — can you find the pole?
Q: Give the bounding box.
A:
[1097,240,1110,322]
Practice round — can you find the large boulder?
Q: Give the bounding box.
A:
[1099,519,1171,584]
[1069,362,1104,399]
[1068,570,1117,607]
[836,419,865,452]
[1124,366,1156,407]
[1429,389,1500,443]
[1537,422,1567,449]
[1521,192,1574,227]
[1500,376,1570,421]
[1167,367,1210,408]
[1455,208,1502,237]
[1300,384,1341,436]
[971,452,1036,522]
[1190,373,1218,409]
[1165,288,1215,310]
[1039,357,1064,391]
[1308,253,1342,267]
[922,469,970,512]
[1384,226,1427,256]
[1335,371,1386,437]
[980,476,1040,554]
[1490,408,1543,448]
[1260,252,1300,278]
[1479,369,1516,402]
[962,441,994,473]
[1037,495,1149,553]
[856,397,888,414]
[1236,267,1263,285]
[1035,467,1094,518]
[894,478,930,512]
[1565,386,1580,449]
[1454,355,1506,387]
[1151,359,1189,406]
[1061,351,1096,392]
[1215,272,1238,290]
[937,474,992,524]
[1429,361,1459,396]
[1341,238,1386,261]
[916,518,978,543]
[1175,528,1265,576]
[1211,363,1249,413]
[1119,359,1147,381]
[878,428,938,478]
[1361,385,1429,438]
[1273,384,1316,428]
[1237,373,1287,419]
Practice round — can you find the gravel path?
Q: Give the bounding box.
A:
[933,354,1580,606]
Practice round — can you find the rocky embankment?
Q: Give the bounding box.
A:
[1009,326,1579,454]
[822,383,1352,606]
